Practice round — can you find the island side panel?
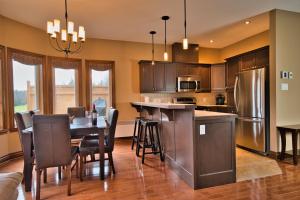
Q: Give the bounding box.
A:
[172,109,195,187]
[194,117,236,189]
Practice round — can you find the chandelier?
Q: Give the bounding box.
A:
[46,0,85,56]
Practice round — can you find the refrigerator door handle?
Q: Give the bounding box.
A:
[234,75,239,112]
[237,117,263,123]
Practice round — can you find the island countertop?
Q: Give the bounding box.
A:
[194,110,237,120]
[131,102,196,109]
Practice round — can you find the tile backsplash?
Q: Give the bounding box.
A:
[140,91,227,105]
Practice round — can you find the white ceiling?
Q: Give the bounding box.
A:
[1,0,300,48]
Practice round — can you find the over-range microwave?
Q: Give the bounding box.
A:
[177,76,201,92]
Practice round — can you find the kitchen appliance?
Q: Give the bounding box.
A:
[216,94,225,105]
[234,68,268,153]
[177,76,201,92]
[173,97,197,104]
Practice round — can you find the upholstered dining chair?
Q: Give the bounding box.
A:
[32,115,79,200]
[14,111,35,191]
[79,108,119,181]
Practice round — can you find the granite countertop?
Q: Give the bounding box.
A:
[197,104,231,107]
[194,110,237,119]
[131,102,196,109]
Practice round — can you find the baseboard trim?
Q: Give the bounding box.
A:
[0,151,23,166]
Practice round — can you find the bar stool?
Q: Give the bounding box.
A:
[131,117,144,151]
[137,119,164,164]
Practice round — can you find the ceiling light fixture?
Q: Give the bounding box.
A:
[182,0,188,50]
[162,16,170,61]
[210,39,214,43]
[46,0,85,56]
[245,21,251,25]
[150,31,156,66]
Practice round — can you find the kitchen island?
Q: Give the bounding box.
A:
[131,102,237,189]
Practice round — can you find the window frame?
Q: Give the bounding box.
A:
[48,56,83,114]
[0,45,7,134]
[85,60,115,111]
[7,48,45,131]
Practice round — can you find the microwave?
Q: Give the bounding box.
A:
[177,76,201,92]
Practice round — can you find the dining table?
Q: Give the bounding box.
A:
[22,116,108,192]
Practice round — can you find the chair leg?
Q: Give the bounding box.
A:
[67,165,72,196]
[136,122,142,157]
[43,169,47,183]
[142,125,147,164]
[108,152,116,174]
[131,120,137,150]
[58,166,62,180]
[155,125,164,161]
[90,153,96,162]
[36,169,42,200]
[76,155,79,178]
[79,155,84,181]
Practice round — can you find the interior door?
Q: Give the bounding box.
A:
[237,68,264,118]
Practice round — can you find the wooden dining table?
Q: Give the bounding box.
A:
[22,116,108,192]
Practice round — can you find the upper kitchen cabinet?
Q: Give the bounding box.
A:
[225,57,240,89]
[139,61,154,93]
[176,62,190,77]
[211,63,225,91]
[240,46,269,71]
[195,64,211,92]
[240,51,256,71]
[165,63,177,92]
[153,62,166,91]
[255,47,269,67]
[139,61,165,93]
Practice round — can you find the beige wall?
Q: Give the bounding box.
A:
[220,31,269,61]
[269,10,300,152]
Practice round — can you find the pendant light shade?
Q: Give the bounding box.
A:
[183,0,189,50]
[162,16,170,61]
[150,31,156,66]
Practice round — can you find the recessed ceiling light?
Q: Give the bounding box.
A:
[210,40,214,43]
[245,21,251,25]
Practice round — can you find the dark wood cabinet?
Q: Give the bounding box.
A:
[153,63,165,91]
[241,51,255,71]
[140,61,211,93]
[225,57,240,89]
[255,47,269,67]
[139,62,154,93]
[165,63,177,92]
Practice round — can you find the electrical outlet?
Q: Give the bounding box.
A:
[200,125,206,135]
[281,71,289,79]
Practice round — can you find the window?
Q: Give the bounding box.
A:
[86,60,115,115]
[49,57,82,114]
[7,48,44,130]
[54,68,76,114]
[12,61,40,113]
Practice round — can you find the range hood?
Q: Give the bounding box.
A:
[172,43,199,63]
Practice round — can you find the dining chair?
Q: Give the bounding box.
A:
[79,108,118,181]
[14,111,35,191]
[67,107,86,118]
[32,114,79,200]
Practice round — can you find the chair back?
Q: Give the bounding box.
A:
[14,111,34,152]
[106,108,118,151]
[33,114,72,169]
[67,107,85,118]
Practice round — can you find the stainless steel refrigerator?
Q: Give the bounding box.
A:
[234,68,267,153]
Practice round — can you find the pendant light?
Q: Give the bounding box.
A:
[162,16,170,61]
[150,31,156,65]
[183,0,188,50]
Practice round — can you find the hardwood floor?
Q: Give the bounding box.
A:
[1,139,300,200]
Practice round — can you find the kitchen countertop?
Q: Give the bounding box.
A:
[131,102,196,109]
[197,104,231,107]
[194,110,237,119]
